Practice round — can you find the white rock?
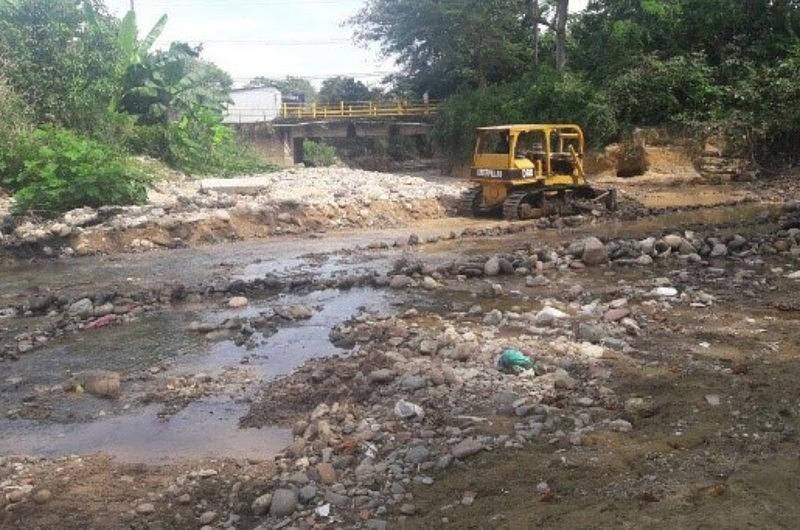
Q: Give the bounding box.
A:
[649,287,678,297]
[394,399,424,419]
[228,296,249,308]
[534,306,568,326]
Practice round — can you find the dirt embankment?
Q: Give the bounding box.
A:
[0,167,465,260]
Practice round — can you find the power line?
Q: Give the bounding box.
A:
[157,38,352,46]
[229,71,394,81]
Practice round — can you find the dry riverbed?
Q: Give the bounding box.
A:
[1,176,799,529]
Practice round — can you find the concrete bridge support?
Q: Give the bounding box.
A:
[232,120,434,167]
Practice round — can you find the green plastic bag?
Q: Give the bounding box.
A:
[497,349,533,372]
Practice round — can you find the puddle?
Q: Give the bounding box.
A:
[0,288,393,464]
[178,288,393,380]
[0,401,291,465]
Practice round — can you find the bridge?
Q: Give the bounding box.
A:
[228,100,439,166]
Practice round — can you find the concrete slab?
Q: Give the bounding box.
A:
[200,177,272,195]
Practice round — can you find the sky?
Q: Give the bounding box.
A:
[104,0,591,89]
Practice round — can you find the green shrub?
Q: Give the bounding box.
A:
[1,127,150,213]
[0,78,33,178]
[433,69,618,167]
[303,140,337,167]
[167,110,275,176]
[607,54,721,126]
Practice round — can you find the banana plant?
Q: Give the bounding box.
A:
[104,9,167,111]
[116,10,168,75]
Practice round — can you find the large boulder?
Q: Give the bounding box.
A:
[581,237,608,266]
[270,489,298,517]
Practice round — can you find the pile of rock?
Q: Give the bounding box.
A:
[240,303,638,527]
[0,168,465,258]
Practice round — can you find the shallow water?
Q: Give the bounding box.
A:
[0,288,392,464]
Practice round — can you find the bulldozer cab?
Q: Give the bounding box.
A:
[473,124,585,184]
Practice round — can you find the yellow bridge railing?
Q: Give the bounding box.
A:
[281,100,439,120]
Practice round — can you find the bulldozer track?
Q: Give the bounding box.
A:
[459,187,500,217]
[503,189,541,221]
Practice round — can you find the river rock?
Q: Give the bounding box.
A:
[394,399,424,419]
[389,275,413,289]
[581,237,608,265]
[576,323,605,343]
[251,493,272,515]
[484,256,501,276]
[650,287,678,297]
[32,489,52,504]
[608,419,633,432]
[709,243,728,257]
[534,306,568,326]
[277,304,314,320]
[483,309,503,325]
[662,234,684,250]
[418,339,439,355]
[405,445,431,464]
[727,234,747,251]
[77,370,121,398]
[604,307,630,322]
[368,369,395,384]
[270,489,298,517]
[68,298,94,318]
[566,240,585,257]
[451,438,484,459]
[526,275,550,287]
[422,276,439,290]
[316,463,337,484]
[400,375,429,391]
[299,485,318,503]
[228,296,249,308]
[638,237,656,255]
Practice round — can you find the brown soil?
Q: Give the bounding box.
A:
[68,198,450,256]
[397,274,800,529]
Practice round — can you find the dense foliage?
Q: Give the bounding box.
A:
[433,67,618,165]
[318,77,373,104]
[354,0,800,167]
[0,0,272,213]
[1,127,149,212]
[0,77,33,176]
[303,140,338,167]
[0,0,119,132]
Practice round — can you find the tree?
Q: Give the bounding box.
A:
[246,76,317,102]
[114,9,168,74]
[351,0,531,97]
[120,43,232,125]
[554,0,569,72]
[318,76,372,103]
[0,0,120,130]
[530,0,542,65]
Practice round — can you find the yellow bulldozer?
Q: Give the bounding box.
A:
[459,124,617,220]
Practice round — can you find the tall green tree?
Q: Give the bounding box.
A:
[351,0,533,97]
[246,76,317,102]
[120,42,232,125]
[318,76,372,103]
[0,0,119,130]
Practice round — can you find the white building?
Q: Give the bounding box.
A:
[223,86,283,124]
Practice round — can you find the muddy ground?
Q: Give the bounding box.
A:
[1,171,799,529]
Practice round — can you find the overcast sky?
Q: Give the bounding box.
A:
[104,0,591,88]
